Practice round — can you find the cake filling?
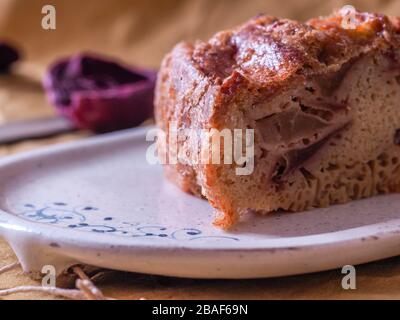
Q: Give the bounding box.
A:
[255,65,354,183]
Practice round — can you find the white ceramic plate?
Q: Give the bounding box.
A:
[1,127,400,279]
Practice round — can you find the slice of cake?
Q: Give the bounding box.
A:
[155,8,400,228]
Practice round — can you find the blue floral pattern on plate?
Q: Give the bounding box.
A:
[18,202,239,241]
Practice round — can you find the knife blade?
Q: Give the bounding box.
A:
[0,116,77,145]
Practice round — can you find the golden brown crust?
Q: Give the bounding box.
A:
[192,10,399,86]
[155,9,400,228]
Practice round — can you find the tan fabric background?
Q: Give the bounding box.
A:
[1,0,400,299]
[2,0,400,68]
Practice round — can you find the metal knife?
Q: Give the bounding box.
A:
[0,116,77,145]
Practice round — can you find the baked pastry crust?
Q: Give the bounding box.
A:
[155,9,400,228]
